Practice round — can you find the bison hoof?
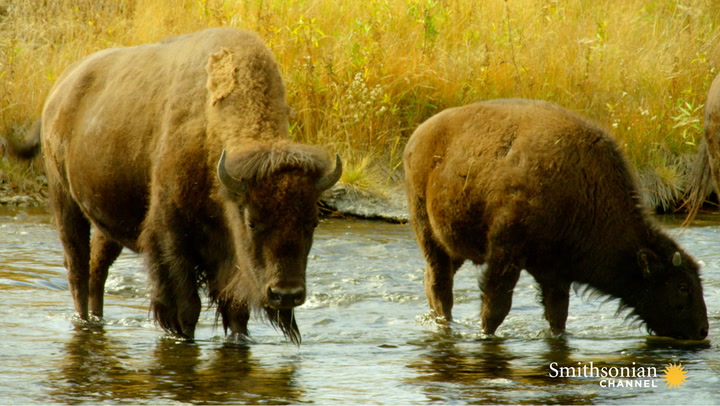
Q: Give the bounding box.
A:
[267,286,306,309]
[226,332,255,346]
[71,313,104,328]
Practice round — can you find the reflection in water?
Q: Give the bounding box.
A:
[206,343,304,403]
[47,325,138,404]
[407,329,717,405]
[407,331,599,405]
[149,338,205,403]
[150,339,304,404]
[47,327,303,404]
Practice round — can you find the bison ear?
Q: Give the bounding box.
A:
[206,48,238,105]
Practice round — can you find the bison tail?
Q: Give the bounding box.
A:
[1,120,41,160]
[682,138,715,226]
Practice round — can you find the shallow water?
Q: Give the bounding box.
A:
[1,206,719,405]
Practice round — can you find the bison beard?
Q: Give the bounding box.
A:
[267,308,300,345]
[216,299,300,345]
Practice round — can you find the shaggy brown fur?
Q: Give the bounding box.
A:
[685,73,720,224]
[1,120,41,160]
[404,99,708,340]
[40,28,342,344]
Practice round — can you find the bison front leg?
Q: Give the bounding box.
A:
[218,299,250,340]
[538,280,571,336]
[88,231,123,320]
[141,230,202,341]
[148,263,202,340]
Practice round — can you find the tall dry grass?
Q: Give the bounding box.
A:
[2,0,720,210]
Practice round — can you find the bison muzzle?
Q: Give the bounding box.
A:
[404,99,709,340]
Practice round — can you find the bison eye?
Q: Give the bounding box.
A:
[246,218,270,232]
[246,218,261,230]
[678,284,690,296]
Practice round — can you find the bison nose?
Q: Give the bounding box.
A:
[699,325,709,340]
[267,286,306,309]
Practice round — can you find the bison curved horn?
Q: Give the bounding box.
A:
[217,149,248,195]
[316,154,343,191]
[672,251,682,267]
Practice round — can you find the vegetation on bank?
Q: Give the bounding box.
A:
[2,0,720,211]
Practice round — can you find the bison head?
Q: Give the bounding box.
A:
[630,249,709,340]
[216,143,342,343]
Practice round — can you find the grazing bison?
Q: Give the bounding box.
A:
[1,121,41,160]
[685,72,720,223]
[40,28,342,344]
[404,99,708,340]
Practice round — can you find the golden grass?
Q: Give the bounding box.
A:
[2,0,720,209]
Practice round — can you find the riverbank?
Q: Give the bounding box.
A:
[320,183,409,223]
[0,158,46,207]
[0,159,410,223]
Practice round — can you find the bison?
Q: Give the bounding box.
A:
[1,121,41,160]
[685,72,720,223]
[40,27,342,344]
[403,99,709,340]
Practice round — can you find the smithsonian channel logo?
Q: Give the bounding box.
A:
[549,361,689,389]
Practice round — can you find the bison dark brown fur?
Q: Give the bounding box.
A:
[40,28,341,344]
[404,99,708,340]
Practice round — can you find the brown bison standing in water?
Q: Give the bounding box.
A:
[404,99,708,340]
[40,28,342,344]
[685,73,720,222]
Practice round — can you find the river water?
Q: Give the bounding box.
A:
[1,205,718,405]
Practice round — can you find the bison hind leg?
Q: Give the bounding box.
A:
[88,231,123,320]
[408,196,464,322]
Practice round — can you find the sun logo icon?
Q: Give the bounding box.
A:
[662,363,689,389]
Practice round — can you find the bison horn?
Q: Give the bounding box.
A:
[316,154,343,191]
[217,149,247,194]
[672,251,682,267]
